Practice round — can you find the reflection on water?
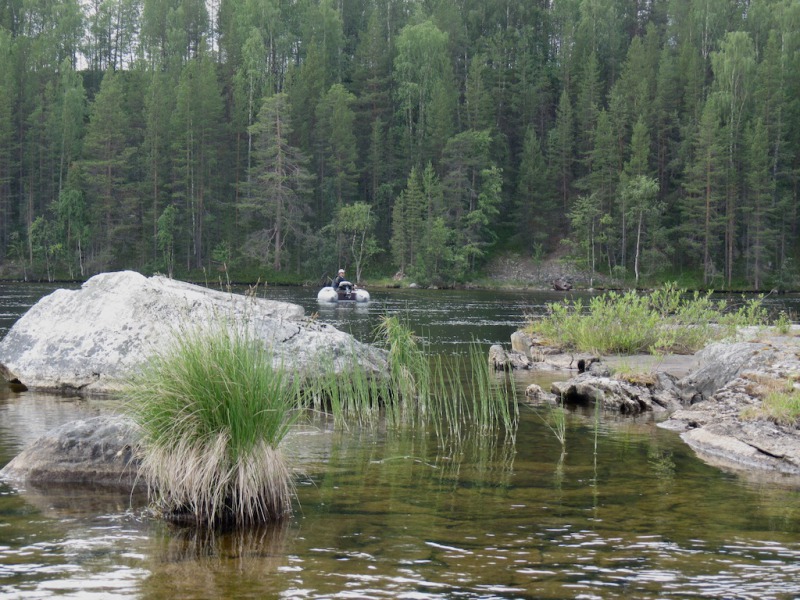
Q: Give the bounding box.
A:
[2,400,800,599]
[2,282,800,598]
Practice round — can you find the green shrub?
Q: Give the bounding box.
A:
[526,283,773,355]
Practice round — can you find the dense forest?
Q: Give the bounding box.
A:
[0,0,798,289]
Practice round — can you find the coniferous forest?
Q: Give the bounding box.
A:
[0,0,798,289]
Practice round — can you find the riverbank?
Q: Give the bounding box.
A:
[508,324,800,485]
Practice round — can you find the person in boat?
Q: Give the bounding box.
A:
[332,269,347,290]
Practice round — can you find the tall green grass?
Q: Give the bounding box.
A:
[125,321,299,527]
[126,315,518,527]
[526,283,770,355]
[300,316,518,439]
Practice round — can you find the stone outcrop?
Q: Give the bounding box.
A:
[0,271,386,394]
[675,341,781,403]
[660,335,800,477]
[488,344,532,370]
[0,415,142,488]
[509,330,599,372]
[550,371,684,414]
[514,329,800,479]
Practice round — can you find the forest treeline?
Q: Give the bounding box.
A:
[0,0,798,289]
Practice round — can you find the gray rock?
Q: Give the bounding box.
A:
[677,341,778,403]
[488,344,531,370]
[0,271,386,394]
[0,415,142,488]
[551,371,683,414]
[660,336,800,478]
[524,383,556,404]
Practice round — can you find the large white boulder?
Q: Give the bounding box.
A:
[0,271,386,394]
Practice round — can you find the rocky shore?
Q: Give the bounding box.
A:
[495,328,800,484]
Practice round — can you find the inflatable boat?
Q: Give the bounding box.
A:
[316,281,370,303]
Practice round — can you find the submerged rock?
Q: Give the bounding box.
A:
[0,415,142,488]
[0,271,386,394]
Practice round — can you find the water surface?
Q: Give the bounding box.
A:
[2,282,800,599]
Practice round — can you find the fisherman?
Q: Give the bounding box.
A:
[332,269,347,290]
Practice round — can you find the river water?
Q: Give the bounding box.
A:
[2,281,800,599]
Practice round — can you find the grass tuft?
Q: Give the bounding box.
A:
[125,320,299,527]
[739,373,800,427]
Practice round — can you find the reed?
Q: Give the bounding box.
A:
[301,316,518,438]
[125,320,299,527]
[544,398,568,449]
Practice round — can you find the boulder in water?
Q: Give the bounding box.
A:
[0,271,386,394]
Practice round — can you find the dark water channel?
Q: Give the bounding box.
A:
[2,282,800,599]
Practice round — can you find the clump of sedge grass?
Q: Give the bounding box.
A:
[125,321,299,527]
[740,373,800,427]
[526,283,770,355]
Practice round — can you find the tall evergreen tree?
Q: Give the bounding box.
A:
[711,31,756,287]
[679,98,725,285]
[171,53,223,270]
[314,84,359,225]
[0,30,17,259]
[243,93,312,271]
[515,126,553,251]
[548,89,574,213]
[141,68,175,264]
[390,165,425,274]
[79,68,133,269]
[743,118,775,289]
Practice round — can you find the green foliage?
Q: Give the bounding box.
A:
[327,201,382,283]
[301,316,518,439]
[125,320,300,526]
[0,0,799,287]
[526,283,772,355]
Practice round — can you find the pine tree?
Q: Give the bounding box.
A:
[80,68,133,268]
[243,93,313,271]
[515,126,553,251]
[390,166,425,273]
[680,98,725,285]
[548,89,574,213]
[171,53,223,270]
[743,118,774,290]
[0,30,17,259]
[314,84,359,226]
[711,31,756,287]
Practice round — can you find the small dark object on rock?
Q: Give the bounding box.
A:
[577,357,601,373]
[552,278,572,291]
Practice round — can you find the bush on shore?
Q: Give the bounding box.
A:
[525,283,772,355]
